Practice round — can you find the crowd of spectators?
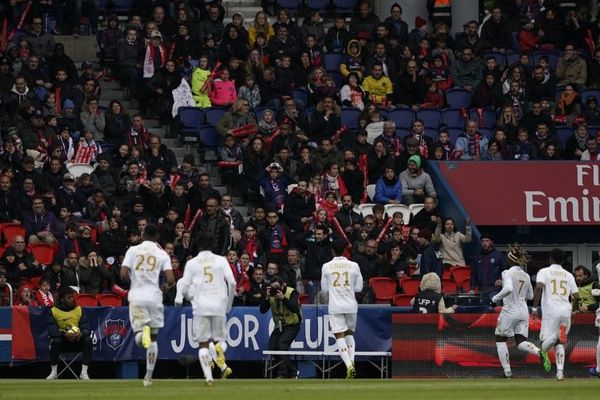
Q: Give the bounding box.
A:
[1,0,600,309]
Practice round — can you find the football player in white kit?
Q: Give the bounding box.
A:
[492,244,551,378]
[590,253,600,378]
[120,224,174,387]
[175,232,236,386]
[532,248,580,381]
[321,240,364,379]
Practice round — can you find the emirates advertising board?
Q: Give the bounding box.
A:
[438,162,600,225]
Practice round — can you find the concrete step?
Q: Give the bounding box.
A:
[224,6,263,18]
[55,35,98,63]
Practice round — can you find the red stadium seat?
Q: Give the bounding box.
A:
[29,276,42,290]
[442,278,458,294]
[97,293,123,307]
[369,277,397,304]
[457,277,471,292]
[393,294,413,307]
[401,278,421,296]
[451,266,471,285]
[298,294,309,305]
[28,243,55,265]
[0,245,5,258]
[2,223,25,245]
[442,269,452,279]
[74,293,98,307]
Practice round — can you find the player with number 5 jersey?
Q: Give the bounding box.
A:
[321,240,364,379]
[176,232,236,386]
[121,224,174,387]
[533,248,580,381]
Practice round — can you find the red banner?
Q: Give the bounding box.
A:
[438,162,600,226]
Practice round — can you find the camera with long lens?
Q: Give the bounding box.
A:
[268,286,281,297]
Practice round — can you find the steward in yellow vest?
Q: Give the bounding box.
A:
[46,287,92,380]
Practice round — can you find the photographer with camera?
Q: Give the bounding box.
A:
[260,275,302,379]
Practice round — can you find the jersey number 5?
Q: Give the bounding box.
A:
[332,271,349,287]
[203,266,213,283]
[134,254,157,271]
[550,279,568,296]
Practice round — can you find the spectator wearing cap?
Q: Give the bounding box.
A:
[19,108,48,152]
[91,153,119,197]
[470,233,506,300]
[59,99,84,136]
[56,173,85,215]
[408,16,428,54]
[142,30,167,82]
[260,162,290,212]
[177,154,200,189]
[456,20,483,55]
[399,155,436,206]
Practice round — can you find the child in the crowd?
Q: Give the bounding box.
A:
[435,129,455,160]
[18,38,30,62]
[420,82,445,109]
[238,73,261,109]
[35,278,54,306]
[209,67,237,107]
[426,55,452,92]
[191,55,212,108]
[258,109,278,136]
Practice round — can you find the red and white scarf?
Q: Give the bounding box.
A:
[143,44,167,78]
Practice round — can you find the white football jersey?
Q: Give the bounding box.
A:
[496,266,532,318]
[122,241,172,304]
[536,264,578,316]
[321,256,363,314]
[178,250,236,316]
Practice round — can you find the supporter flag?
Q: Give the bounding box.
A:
[11,306,36,360]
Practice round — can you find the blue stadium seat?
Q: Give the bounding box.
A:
[445,88,472,108]
[447,128,464,144]
[417,109,442,129]
[304,106,316,121]
[442,108,467,128]
[511,32,520,52]
[205,107,227,126]
[323,53,344,73]
[479,128,493,139]
[469,108,497,130]
[336,0,357,15]
[395,128,410,138]
[582,89,600,104]
[278,0,301,14]
[306,0,328,12]
[555,126,573,146]
[377,108,389,120]
[507,52,522,66]
[341,108,362,130]
[329,71,343,88]
[178,107,205,143]
[388,109,414,129]
[425,128,439,139]
[292,88,309,106]
[198,126,221,152]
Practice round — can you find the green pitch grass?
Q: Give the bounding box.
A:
[0,379,598,400]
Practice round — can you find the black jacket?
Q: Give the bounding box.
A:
[284,190,316,232]
[299,235,333,280]
[196,212,230,255]
[0,189,21,222]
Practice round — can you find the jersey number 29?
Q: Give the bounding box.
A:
[134,254,157,272]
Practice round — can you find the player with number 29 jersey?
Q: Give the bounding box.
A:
[123,240,172,304]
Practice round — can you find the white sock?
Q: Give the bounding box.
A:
[496,342,511,374]
[208,342,218,362]
[51,365,57,374]
[517,341,540,356]
[199,348,213,382]
[81,364,88,374]
[555,344,565,372]
[596,337,600,371]
[135,332,143,347]
[145,342,157,380]
[336,338,352,368]
[542,333,558,351]
[345,335,356,363]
